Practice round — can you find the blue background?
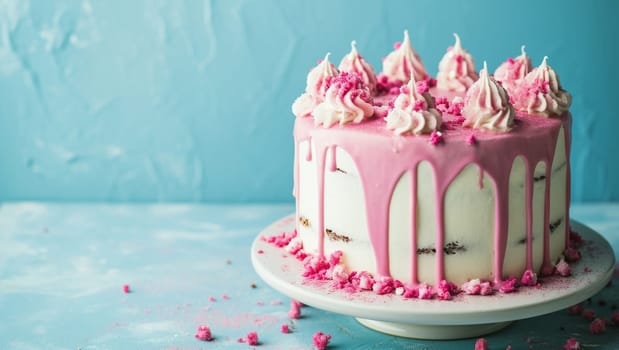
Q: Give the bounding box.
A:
[0,0,617,203]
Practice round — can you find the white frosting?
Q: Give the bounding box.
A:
[494,45,532,96]
[338,41,378,95]
[382,30,428,83]
[292,53,339,118]
[313,73,374,128]
[385,79,441,135]
[462,62,514,132]
[436,33,478,92]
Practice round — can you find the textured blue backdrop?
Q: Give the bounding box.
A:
[0,0,617,202]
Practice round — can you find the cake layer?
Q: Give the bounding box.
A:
[294,111,571,286]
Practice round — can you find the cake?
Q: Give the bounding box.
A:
[290,31,573,294]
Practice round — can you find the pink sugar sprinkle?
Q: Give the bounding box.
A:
[455,54,464,64]
[280,324,290,334]
[611,311,619,325]
[413,100,425,111]
[209,296,216,302]
[393,42,402,50]
[245,331,259,346]
[194,325,213,341]
[564,247,582,262]
[389,87,400,95]
[373,106,389,118]
[447,99,464,116]
[520,270,538,286]
[567,303,584,315]
[222,294,230,300]
[312,331,331,350]
[582,309,596,321]
[428,78,437,87]
[555,259,571,277]
[402,286,418,299]
[288,299,302,319]
[257,249,264,254]
[417,283,434,299]
[499,277,518,293]
[262,230,298,248]
[436,280,458,300]
[435,97,450,113]
[589,318,606,334]
[416,80,430,94]
[428,131,443,145]
[563,337,581,350]
[507,57,515,64]
[475,338,488,350]
[570,230,584,247]
[122,284,130,293]
[466,134,476,146]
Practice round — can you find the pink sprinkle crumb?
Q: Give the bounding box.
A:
[389,86,400,95]
[564,247,582,262]
[570,230,584,247]
[611,311,619,325]
[256,301,264,306]
[280,324,290,334]
[393,42,402,50]
[373,106,389,118]
[429,131,443,145]
[455,54,464,63]
[372,276,395,295]
[589,318,606,334]
[194,325,213,341]
[499,277,518,293]
[222,294,230,300]
[555,259,571,277]
[288,299,302,319]
[122,284,130,293]
[209,296,216,302]
[417,283,434,299]
[563,337,581,350]
[262,229,298,248]
[475,338,488,350]
[312,331,332,350]
[436,280,458,300]
[582,309,596,321]
[416,80,430,94]
[466,134,476,145]
[520,270,538,286]
[567,303,584,315]
[413,99,425,111]
[245,331,259,346]
[257,249,264,254]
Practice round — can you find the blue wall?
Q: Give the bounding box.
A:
[0,0,617,202]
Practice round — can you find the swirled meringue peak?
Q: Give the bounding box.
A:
[382,30,429,84]
[339,40,378,95]
[313,71,374,128]
[494,45,532,96]
[462,61,515,132]
[292,53,339,118]
[436,33,478,93]
[512,56,572,117]
[385,77,442,135]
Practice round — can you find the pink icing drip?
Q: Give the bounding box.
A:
[294,103,569,285]
[410,167,418,285]
[525,161,534,270]
[541,164,553,274]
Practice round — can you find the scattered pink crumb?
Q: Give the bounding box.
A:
[475,337,488,350]
[372,276,395,295]
[499,277,518,293]
[460,279,493,296]
[567,303,584,315]
[209,296,217,302]
[393,42,401,50]
[222,294,230,300]
[256,301,264,306]
[122,284,130,293]
[563,247,582,262]
[288,299,302,319]
[436,280,457,300]
[428,131,443,145]
[520,270,538,286]
[589,318,606,334]
[417,283,434,299]
[563,337,581,350]
[570,230,584,247]
[194,325,213,341]
[312,331,331,350]
[582,309,596,321]
[466,134,476,145]
[583,267,591,273]
[257,249,264,254]
[280,324,290,334]
[555,259,571,277]
[245,331,259,346]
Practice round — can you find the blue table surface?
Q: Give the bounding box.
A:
[1,202,618,350]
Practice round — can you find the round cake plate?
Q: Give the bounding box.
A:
[251,216,615,340]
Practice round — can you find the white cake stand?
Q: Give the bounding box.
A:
[251,216,615,340]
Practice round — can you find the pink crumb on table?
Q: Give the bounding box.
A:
[475,337,488,350]
[288,299,302,319]
[312,331,331,350]
[589,318,606,334]
[122,284,130,293]
[611,310,619,325]
[257,249,264,254]
[499,277,518,293]
[555,259,571,276]
[194,325,213,341]
[567,303,584,315]
[582,309,596,321]
[563,337,581,350]
[280,324,290,334]
[520,270,538,286]
[222,294,230,300]
[246,331,259,345]
[209,296,217,302]
[428,131,443,145]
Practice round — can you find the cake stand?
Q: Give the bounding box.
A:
[251,216,615,340]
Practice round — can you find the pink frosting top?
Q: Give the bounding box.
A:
[513,56,572,117]
[494,45,532,96]
[436,33,478,92]
[382,30,429,83]
[313,72,374,127]
[339,40,378,95]
[384,77,442,135]
[292,53,339,118]
[462,61,515,132]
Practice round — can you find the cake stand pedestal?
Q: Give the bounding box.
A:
[251,217,615,340]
